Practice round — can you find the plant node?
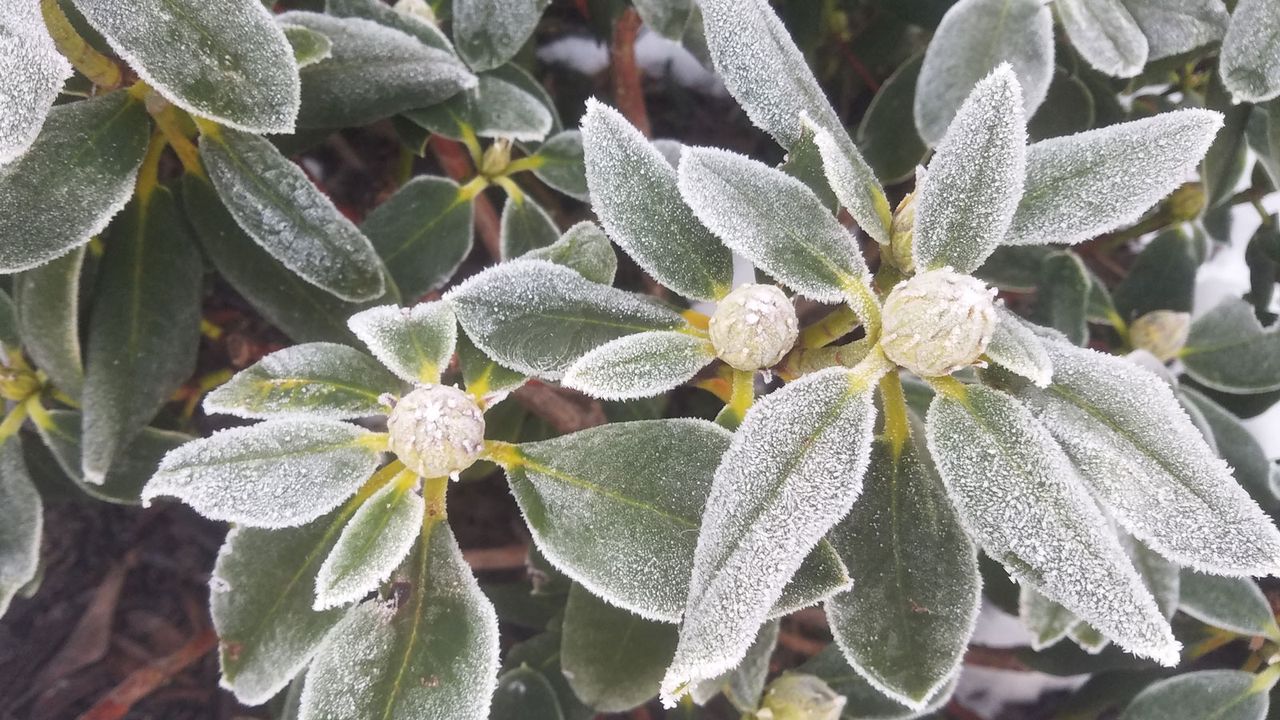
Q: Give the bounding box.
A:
[386,384,485,479]
[709,284,799,371]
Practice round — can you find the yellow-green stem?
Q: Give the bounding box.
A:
[492,175,525,205]
[423,475,448,522]
[799,305,859,349]
[40,0,122,89]
[0,403,30,443]
[879,371,910,456]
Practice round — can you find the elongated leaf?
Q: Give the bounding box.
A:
[663,366,880,703]
[562,331,715,401]
[1021,586,1081,649]
[1120,0,1229,60]
[15,247,85,400]
[798,644,956,720]
[582,100,733,301]
[987,308,1053,387]
[915,65,1026,274]
[561,584,678,712]
[82,189,202,482]
[1019,342,1280,576]
[0,291,16,358]
[1058,0,1148,78]
[315,478,424,610]
[857,53,929,186]
[500,195,560,260]
[1182,387,1277,510]
[926,384,1179,665]
[0,91,149,272]
[1006,110,1222,247]
[362,176,473,300]
[914,0,1054,145]
[452,0,545,72]
[826,434,980,709]
[524,221,617,285]
[200,128,384,302]
[690,620,779,711]
[33,409,190,505]
[282,23,333,68]
[457,331,526,398]
[347,302,457,384]
[280,12,476,128]
[806,119,895,243]
[0,2,72,164]
[299,522,500,720]
[206,343,404,420]
[1220,0,1280,103]
[1123,533,1180,621]
[491,666,564,720]
[1182,299,1280,393]
[1204,75,1252,209]
[531,130,588,201]
[0,440,40,616]
[405,73,552,142]
[447,259,685,379]
[143,419,383,528]
[679,147,869,303]
[1179,571,1280,640]
[1036,251,1090,346]
[325,0,453,52]
[1119,670,1269,720]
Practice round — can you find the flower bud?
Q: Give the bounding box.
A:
[889,191,916,274]
[386,384,485,479]
[480,138,513,177]
[756,673,846,720]
[709,284,799,371]
[1167,183,1205,223]
[0,366,39,402]
[1129,310,1191,362]
[880,268,997,377]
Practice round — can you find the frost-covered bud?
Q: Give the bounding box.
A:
[394,0,437,24]
[386,384,485,479]
[709,284,799,371]
[756,673,845,720]
[889,190,917,273]
[1129,310,1191,362]
[480,138,513,176]
[880,268,997,377]
[1167,183,1206,223]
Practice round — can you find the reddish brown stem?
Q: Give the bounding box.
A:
[77,627,218,720]
[610,9,651,137]
[463,544,530,571]
[430,137,501,259]
[963,644,1032,672]
[514,382,607,434]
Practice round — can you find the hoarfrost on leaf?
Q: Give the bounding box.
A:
[1181,299,1280,394]
[314,479,425,610]
[1056,0,1149,78]
[1019,585,1080,649]
[451,0,546,72]
[1219,0,1280,103]
[407,73,553,143]
[986,307,1053,387]
[561,331,716,401]
[1119,0,1229,61]
[0,440,41,617]
[0,1,72,165]
[325,0,454,53]
[499,194,560,261]
[347,302,458,384]
[523,221,618,285]
[803,117,892,245]
[360,175,474,301]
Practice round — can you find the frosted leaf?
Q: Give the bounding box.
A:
[663,367,880,705]
[456,331,526,398]
[1181,387,1278,509]
[1119,671,1268,720]
[499,195,559,260]
[1057,0,1148,78]
[653,139,684,168]
[925,385,1180,666]
[16,247,86,400]
[1120,0,1229,61]
[0,1,72,165]
[314,479,424,610]
[678,147,869,303]
[1005,109,1223,246]
[280,24,333,69]
[1179,571,1280,640]
[205,343,405,420]
[986,307,1053,387]
[1220,0,1280,103]
[1181,298,1280,393]
[0,92,149,272]
[451,0,546,72]
[348,302,457,384]
[524,221,618,285]
[211,514,348,704]
[634,0,692,40]
[582,100,734,301]
[1069,623,1110,654]
[72,0,300,133]
[299,522,499,720]
[326,0,453,53]
[1020,341,1280,576]
[1019,585,1080,649]
[797,644,957,720]
[562,331,715,401]
[914,65,1026,275]
[445,259,685,379]
[360,176,473,300]
[0,440,40,617]
[406,73,553,143]
[802,117,892,245]
[143,419,383,529]
[826,435,980,709]
[530,130,589,201]
[200,128,386,303]
[691,620,780,711]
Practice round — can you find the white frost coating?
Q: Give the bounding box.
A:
[986,307,1053,387]
[1019,585,1080,650]
[914,64,1026,274]
[913,0,1053,145]
[524,220,618,285]
[314,481,425,610]
[143,418,382,529]
[653,139,684,168]
[385,384,484,478]
[926,386,1180,666]
[662,367,880,706]
[347,302,457,384]
[0,440,41,616]
[880,269,998,378]
[1018,342,1280,577]
[1182,299,1280,394]
[1179,571,1280,639]
[452,0,544,72]
[678,147,869,303]
[803,116,892,245]
[72,0,301,134]
[1121,532,1179,621]
[1006,109,1223,247]
[1120,0,1228,61]
[1220,0,1280,103]
[498,195,559,260]
[468,75,552,142]
[709,284,799,371]
[1057,0,1148,78]
[0,1,72,165]
[561,331,715,400]
[582,99,733,301]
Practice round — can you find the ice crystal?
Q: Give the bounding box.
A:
[386,384,485,478]
[1057,0,1148,78]
[708,284,799,372]
[347,302,457,384]
[1219,0,1280,103]
[0,2,72,165]
[561,330,716,401]
[986,307,1053,387]
[314,480,425,610]
[1120,0,1228,61]
[880,269,998,378]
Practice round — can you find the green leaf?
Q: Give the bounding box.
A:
[1203,74,1253,208]
[0,439,41,617]
[1120,670,1269,720]
[0,91,149,272]
[404,73,552,142]
[1020,585,1081,649]
[987,307,1053,387]
[325,0,454,53]
[561,584,678,712]
[82,189,202,483]
[1112,229,1198,321]
[502,630,592,720]
[1220,0,1280,103]
[1181,387,1278,510]
[280,12,476,129]
[200,127,386,303]
[1183,299,1280,393]
[205,343,405,420]
[299,522,500,720]
[826,434,979,709]
[914,65,1026,274]
[679,147,870,303]
[143,418,383,528]
[562,331,716,401]
[34,409,190,505]
[457,331,526,398]
[452,0,546,72]
[926,384,1180,665]
[500,195,560,261]
[281,23,333,69]
[634,0,692,40]
[1057,0,1148,78]
[530,130,588,201]
[663,367,879,702]
[582,100,733,301]
[347,302,457,384]
[798,644,956,719]
[856,53,929,186]
[913,0,1054,145]
[1028,69,1096,141]
[491,667,564,720]
[314,477,424,610]
[15,247,86,400]
[446,259,686,379]
[72,0,299,132]
[0,290,17,358]
[0,2,72,163]
[1179,571,1280,640]
[805,118,893,245]
[1120,0,1228,61]
[524,221,618,285]
[780,126,838,213]
[361,176,473,300]
[1123,533,1180,621]
[1035,251,1090,345]
[975,245,1052,291]
[690,620,779,711]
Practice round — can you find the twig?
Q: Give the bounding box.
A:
[513,382,607,434]
[462,544,530,571]
[963,644,1032,672]
[430,137,502,259]
[776,630,826,657]
[77,628,218,720]
[610,9,651,137]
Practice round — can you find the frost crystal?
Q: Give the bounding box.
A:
[347,302,457,384]
[314,479,425,610]
[1057,0,1149,78]
[0,2,72,165]
[386,384,485,479]
[1019,585,1080,649]
[1219,0,1280,103]
[986,307,1053,387]
[880,270,997,378]
[561,331,716,400]
[803,116,892,245]
[709,284,799,371]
